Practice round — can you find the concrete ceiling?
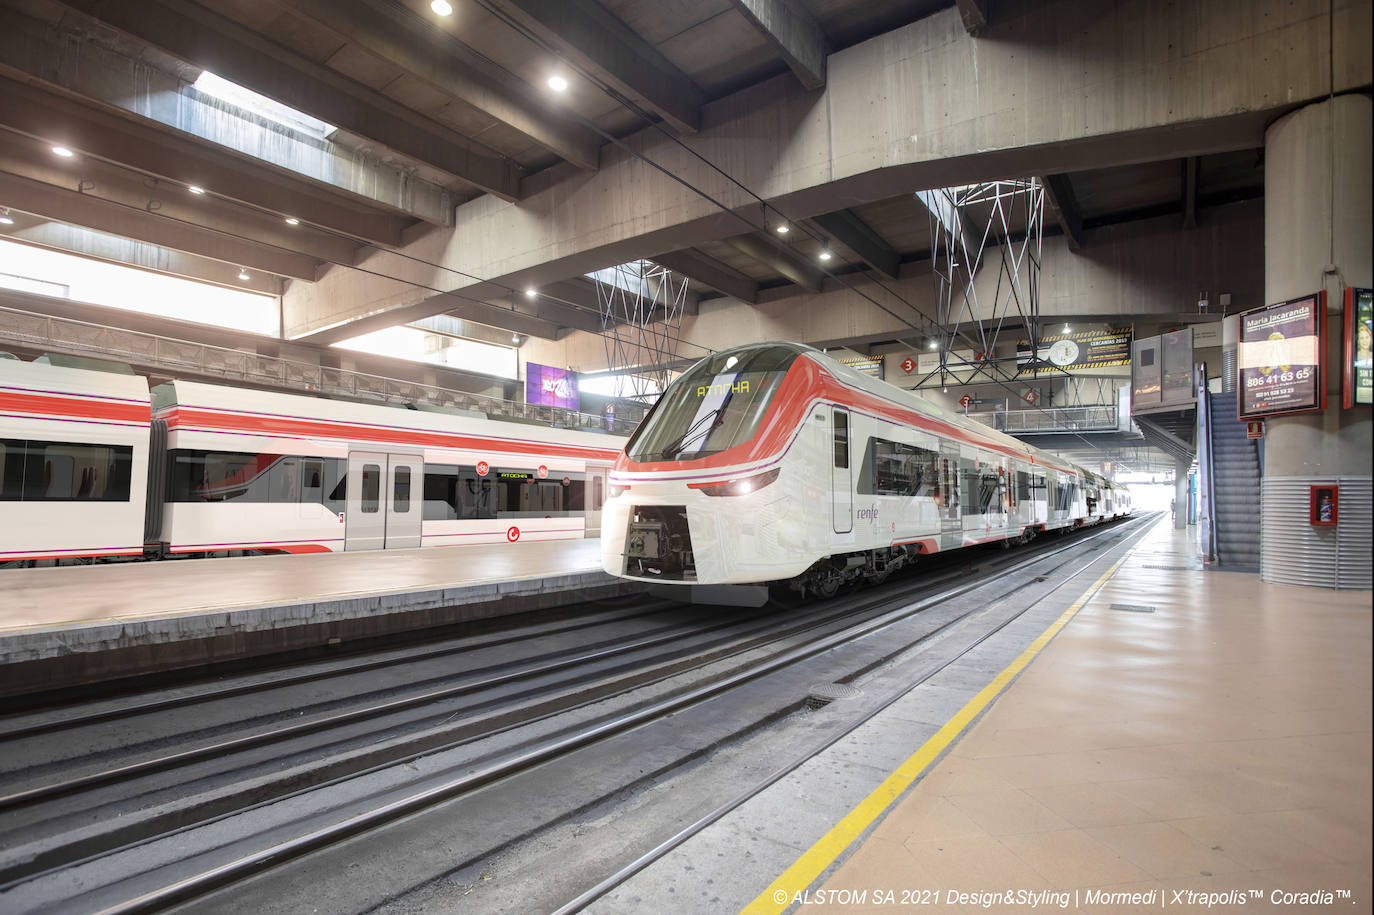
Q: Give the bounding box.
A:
[0,0,1272,349]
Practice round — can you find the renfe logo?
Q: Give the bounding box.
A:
[855,503,879,521]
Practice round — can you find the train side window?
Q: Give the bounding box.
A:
[394,466,411,513]
[361,464,380,513]
[833,411,849,469]
[270,457,299,503]
[323,458,347,513]
[1,438,23,500]
[302,460,324,504]
[1016,471,1031,502]
[423,464,460,520]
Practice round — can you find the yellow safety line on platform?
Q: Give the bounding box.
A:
[740,547,1137,915]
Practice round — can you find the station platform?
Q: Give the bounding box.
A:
[778,520,1372,911]
[0,540,635,699]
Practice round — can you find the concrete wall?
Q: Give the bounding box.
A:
[283,0,1359,342]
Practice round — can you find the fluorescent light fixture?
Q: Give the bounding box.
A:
[284,217,299,225]
[775,224,789,234]
[547,75,568,92]
[431,0,453,14]
[193,70,337,139]
[819,250,832,261]
[238,268,251,281]
[188,186,206,195]
[51,146,74,158]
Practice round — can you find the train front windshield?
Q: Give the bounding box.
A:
[626,345,802,462]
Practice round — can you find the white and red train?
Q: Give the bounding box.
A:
[0,356,624,565]
[601,342,1131,604]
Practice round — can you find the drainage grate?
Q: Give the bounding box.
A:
[806,683,862,709]
[1110,603,1157,613]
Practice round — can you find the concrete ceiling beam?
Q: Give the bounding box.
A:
[483,0,705,135]
[1042,174,1085,251]
[279,0,602,171]
[649,250,759,304]
[0,131,362,267]
[55,0,523,200]
[1,219,285,295]
[1182,156,1199,229]
[724,234,825,293]
[812,209,900,278]
[728,0,827,90]
[0,171,321,280]
[955,0,990,35]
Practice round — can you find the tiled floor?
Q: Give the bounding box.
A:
[802,521,1372,912]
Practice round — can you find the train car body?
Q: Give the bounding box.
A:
[0,358,151,563]
[601,342,1130,603]
[1,357,625,564]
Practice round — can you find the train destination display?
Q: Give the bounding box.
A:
[1238,293,1326,419]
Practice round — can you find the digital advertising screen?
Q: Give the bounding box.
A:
[1238,292,1326,419]
[1344,286,1372,409]
[525,362,579,411]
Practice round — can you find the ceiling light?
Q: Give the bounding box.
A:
[51,146,74,158]
[238,268,251,281]
[524,287,536,298]
[0,208,12,226]
[188,186,205,195]
[547,75,568,92]
[431,0,452,15]
[819,250,832,261]
[284,217,299,225]
[775,224,789,235]
[512,333,521,344]
[928,339,938,350]
[1063,324,1071,334]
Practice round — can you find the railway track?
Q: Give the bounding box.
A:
[0,515,1155,914]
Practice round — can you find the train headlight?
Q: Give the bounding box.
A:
[689,467,781,497]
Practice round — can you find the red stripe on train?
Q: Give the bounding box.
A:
[0,391,150,425]
[161,406,622,462]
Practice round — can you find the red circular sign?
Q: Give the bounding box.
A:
[563,476,571,486]
[476,461,489,476]
[537,465,548,479]
[506,526,520,542]
[959,394,973,408]
[901,357,915,374]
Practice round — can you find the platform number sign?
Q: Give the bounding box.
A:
[476,461,489,476]
[506,526,520,542]
[901,357,915,374]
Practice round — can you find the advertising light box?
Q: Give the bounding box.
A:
[1344,286,1372,409]
[1238,292,1326,419]
[525,362,579,411]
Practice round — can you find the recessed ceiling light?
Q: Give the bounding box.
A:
[188,186,205,195]
[524,287,536,298]
[238,268,251,281]
[51,146,74,158]
[547,75,568,92]
[775,224,789,235]
[431,0,452,15]
[284,217,299,225]
[818,250,832,261]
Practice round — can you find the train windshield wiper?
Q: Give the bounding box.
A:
[658,407,723,459]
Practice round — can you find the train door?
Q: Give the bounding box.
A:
[831,407,852,534]
[586,469,607,538]
[344,451,422,550]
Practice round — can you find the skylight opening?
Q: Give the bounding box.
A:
[193,70,337,140]
[333,326,518,380]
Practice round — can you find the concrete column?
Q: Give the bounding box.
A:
[1261,94,1372,588]
[1174,456,1190,530]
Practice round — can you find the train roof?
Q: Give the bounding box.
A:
[0,353,151,402]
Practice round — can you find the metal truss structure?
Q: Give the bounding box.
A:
[915,178,1050,391]
[593,260,691,401]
